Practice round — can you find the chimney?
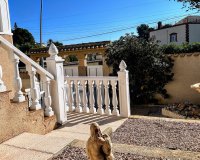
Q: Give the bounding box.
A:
[158,21,162,29]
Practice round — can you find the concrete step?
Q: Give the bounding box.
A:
[0,132,73,160]
[0,144,52,160]
[0,113,127,160]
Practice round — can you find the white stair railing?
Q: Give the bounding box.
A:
[0,36,57,119]
[65,61,130,117]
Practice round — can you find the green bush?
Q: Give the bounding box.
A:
[106,34,174,105]
[161,43,200,54]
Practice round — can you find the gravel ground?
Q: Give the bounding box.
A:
[112,118,200,152]
[52,146,163,160]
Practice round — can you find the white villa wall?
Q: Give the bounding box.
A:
[87,65,103,76]
[64,65,79,76]
[150,25,186,45]
[189,24,200,43]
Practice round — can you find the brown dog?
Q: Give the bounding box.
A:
[86,122,114,160]
[102,134,114,160]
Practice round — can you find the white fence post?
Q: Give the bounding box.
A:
[46,43,67,124]
[117,60,130,117]
[0,65,6,92]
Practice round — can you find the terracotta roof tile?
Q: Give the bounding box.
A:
[30,41,110,54]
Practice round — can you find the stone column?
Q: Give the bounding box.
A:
[117,60,130,117]
[78,55,87,76]
[46,43,67,124]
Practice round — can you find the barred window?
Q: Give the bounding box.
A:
[170,33,177,42]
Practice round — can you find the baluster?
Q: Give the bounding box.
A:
[26,65,41,110]
[64,82,69,112]
[69,80,75,111]
[79,81,83,110]
[0,65,6,92]
[25,88,32,107]
[89,80,96,114]
[112,80,120,116]
[97,80,104,115]
[82,80,89,113]
[41,76,54,117]
[75,80,82,113]
[13,55,25,102]
[104,80,112,115]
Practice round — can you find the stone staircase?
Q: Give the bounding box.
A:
[0,112,126,160]
[0,91,57,144]
[1,115,200,160]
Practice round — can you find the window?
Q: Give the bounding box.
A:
[170,33,177,42]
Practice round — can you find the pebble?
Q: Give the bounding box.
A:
[112,118,200,152]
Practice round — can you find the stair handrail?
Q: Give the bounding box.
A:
[0,36,54,79]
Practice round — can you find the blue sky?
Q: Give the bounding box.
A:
[9,0,199,45]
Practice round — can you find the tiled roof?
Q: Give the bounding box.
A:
[30,41,111,54]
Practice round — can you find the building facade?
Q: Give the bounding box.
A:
[30,41,112,76]
[150,16,200,45]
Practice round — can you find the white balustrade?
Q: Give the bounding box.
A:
[26,65,41,110]
[69,81,75,111]
[25,88,32,107]
[104,80,112,115]
[75,80,82,113]
[111,80,119,116]
[82,80,89,113]
[89,80,96,114]
[0,36,55,115]
[97,80,104,115]
[0,65,6,92]
[64,60,130,118]
[41,76,54,117]
[1,32,130,120]
[64,81,69,112]
[64,77,119,116]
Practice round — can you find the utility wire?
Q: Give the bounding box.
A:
[23,8,193,31]
[58,12,198,42]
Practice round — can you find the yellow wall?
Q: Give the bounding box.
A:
[164,53,200,104]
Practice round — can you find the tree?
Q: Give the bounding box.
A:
[47,39,63,47]
[106,34,174,105]
[65,55,78,62]
[12,26,36,53]
[174,0,200,10]
[137,24,154,41]
[14,22,18,30]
